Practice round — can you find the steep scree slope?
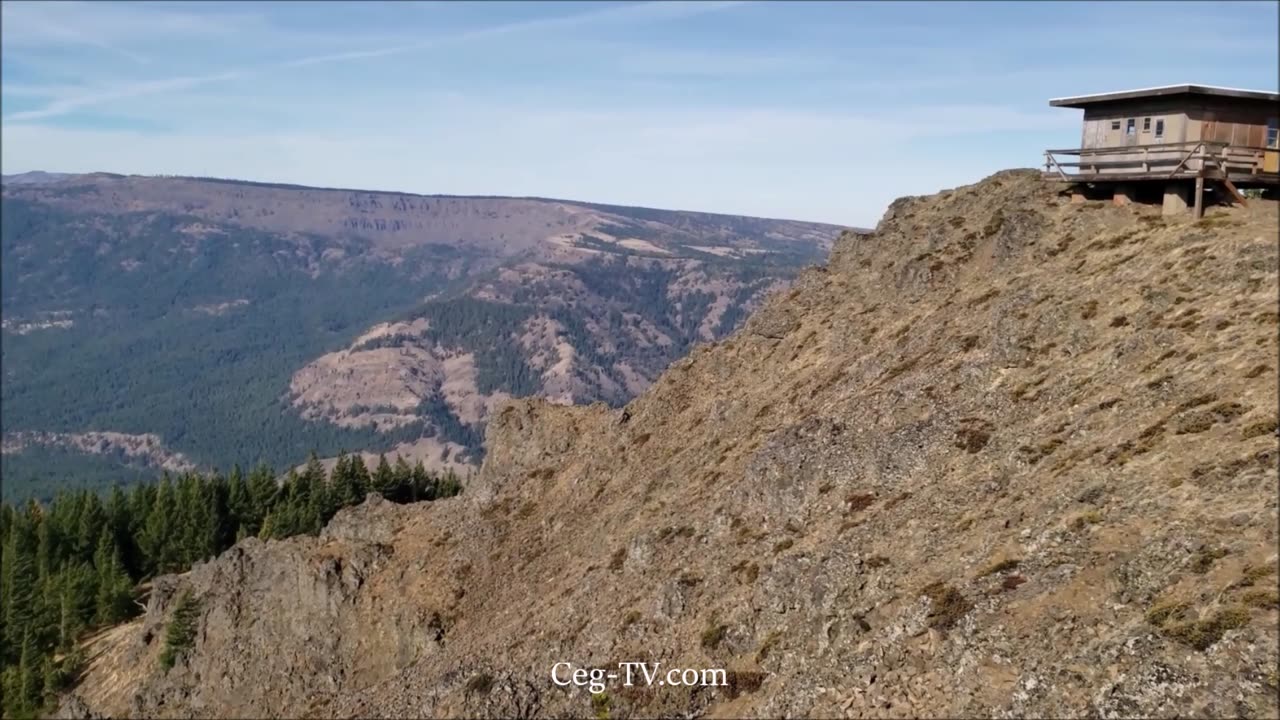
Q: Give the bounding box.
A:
[63,171,1279,719]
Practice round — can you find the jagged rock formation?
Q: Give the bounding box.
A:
[63,171,1279,718]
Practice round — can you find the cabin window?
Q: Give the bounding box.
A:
[1111,120,1121,131]
[1142,117,1151,132]
[1126,119,1136,136]
[1268,118,1278,148]
[1154,119,1165,138]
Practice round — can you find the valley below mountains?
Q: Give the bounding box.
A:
[0,172,846,500]
[58,171,1280,718]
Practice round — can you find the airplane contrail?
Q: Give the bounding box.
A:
[4,1,749,123]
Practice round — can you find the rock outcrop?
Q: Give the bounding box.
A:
[64,171,1279,718]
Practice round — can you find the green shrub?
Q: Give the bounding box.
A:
[1162,607,1250,650]
[701,623,729,651]
[977,558,1021,578]
[592,692,611,720]
[464,672,494,695]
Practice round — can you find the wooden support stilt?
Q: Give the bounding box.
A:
[1193,176,1205,220]
[1221,178,1249,207]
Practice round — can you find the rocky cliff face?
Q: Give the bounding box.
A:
[63,171,1279,719]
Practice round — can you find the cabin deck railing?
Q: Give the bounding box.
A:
[1043,141,1275,181]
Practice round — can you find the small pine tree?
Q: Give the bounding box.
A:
[158,590,201,671]
[348,456,370,502]
[140,477,176,575]
[16,630,41,715]
[371,455,395,499]
[437,469,463,499]
[410,461,431,502]
[258,511,279,540]
[94,529,134,625]
[245,464,279,536]
[4,518,39,660]
[39,654,58,708]
[328,453,363,510]
[391,456,413,503]
[226,466,249,532]
[75,493,105,560]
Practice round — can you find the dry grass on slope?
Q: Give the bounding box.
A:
[66,171,1279,720]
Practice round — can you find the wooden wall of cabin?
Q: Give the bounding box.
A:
[1184,98,1276,148]
[1081,98,1190,150]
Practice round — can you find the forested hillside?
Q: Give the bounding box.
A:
[0,454,460,719]
[1,173,845,499]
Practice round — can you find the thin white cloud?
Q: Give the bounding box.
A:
[4,1,750,122]
[1,1,267,46]
[2,2,151,64]
[0,83,96,98]
[279,0,747,68]
[5,72,247,122]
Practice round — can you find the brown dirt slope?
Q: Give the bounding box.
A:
[62,170,1279,719]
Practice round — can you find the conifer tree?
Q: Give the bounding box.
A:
[12,630,41,717]
[158,590,201,671]
[371,454,395,499]
[74,492,105,559]
[126,483,156,576]
[94,529,133,624]
[283,468,304,505]
[57,563,97,648]
[175,474,200,565]
[3,517,38,662]
[140,476,176,575]
[328,453,362,510]
[40,654,59,708]
[208,473,233,552]
[410,461,432,502]
[317,454,343,522]
[226,465,249,527]
[437,469,463,499]
[34,517,54,584]
[243,465,278,537]
[258,509,280,540]
[103,486,137,579]
[302,457,327,535]
[392,456,413,503]
[349,456,370,501]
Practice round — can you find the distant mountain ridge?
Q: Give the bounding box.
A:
[1,171,75,186]
[3,171,867,231]
[1,171,846,499]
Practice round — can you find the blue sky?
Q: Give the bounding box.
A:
[2,1,1277,226]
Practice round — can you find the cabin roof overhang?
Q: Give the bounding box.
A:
[1049,84,1280,109]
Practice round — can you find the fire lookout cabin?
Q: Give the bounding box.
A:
[1043,84,1280,217]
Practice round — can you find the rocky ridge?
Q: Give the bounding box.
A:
[63,171,1279,719]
